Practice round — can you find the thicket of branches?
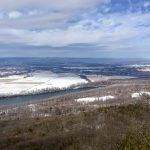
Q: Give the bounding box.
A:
[1,102,150,150]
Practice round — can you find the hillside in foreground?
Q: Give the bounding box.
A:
[1,102,150,150]
[1,79,150,150]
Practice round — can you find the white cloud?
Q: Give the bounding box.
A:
[0,0,150,58]
[0,0,110,11]
[28,10,38,16]
[144,1,150,8]
[0,0,110,29]
[8,11,23,19]
[0,12,149,51]
[0,13,4,19]
[0,11,71,29]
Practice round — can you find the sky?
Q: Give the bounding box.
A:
[0,0,150,58]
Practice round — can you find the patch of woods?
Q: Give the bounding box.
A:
[1,100,150,150]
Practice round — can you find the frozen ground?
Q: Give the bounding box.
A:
[0,71,87,97]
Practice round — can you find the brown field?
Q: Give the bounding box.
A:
[0,79,16,83]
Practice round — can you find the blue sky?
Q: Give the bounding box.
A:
[0,0,150,58]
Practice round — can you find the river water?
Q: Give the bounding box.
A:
[0,86,98,108]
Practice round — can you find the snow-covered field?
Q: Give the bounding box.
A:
[75,96,115,104]
[0,71,87,97]
[128,64,150,72]
[137,68,150,72]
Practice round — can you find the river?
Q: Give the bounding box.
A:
[0,86,98,108]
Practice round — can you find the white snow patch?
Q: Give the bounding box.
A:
[132,92,150,98]
[127,64,150,72]
[76,96,115,104]
[137,68,150,72]
[128,64,150,67]
[28,104,37,112]
[44,114,51,117]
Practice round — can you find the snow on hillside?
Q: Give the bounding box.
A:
[75,96,115,104]
[131,91,150,98]
[0,71,87,97]
[132,92,150,98]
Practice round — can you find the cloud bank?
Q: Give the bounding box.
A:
[0,0,150,58]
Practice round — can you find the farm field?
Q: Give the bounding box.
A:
[0,71,87,97]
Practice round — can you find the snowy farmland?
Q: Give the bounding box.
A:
[0,71,87,97]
